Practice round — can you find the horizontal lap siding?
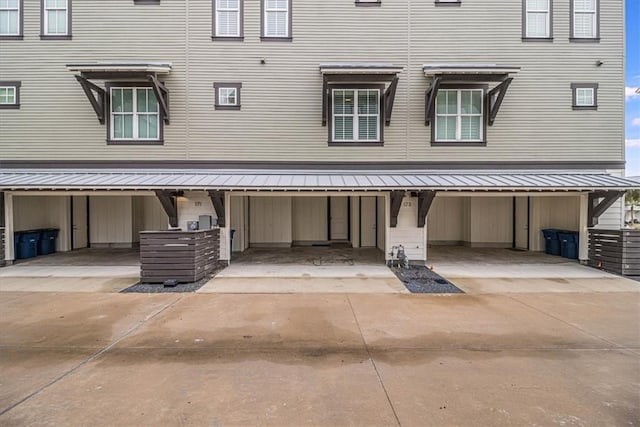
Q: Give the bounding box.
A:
[0,0,624,163]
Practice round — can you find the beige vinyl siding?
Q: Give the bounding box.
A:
[89,196,134,247]
[249,196,292,246]
[0,0,623,163]
[13,195,71,252]
[292,196,327,244]
[529,195,580,251]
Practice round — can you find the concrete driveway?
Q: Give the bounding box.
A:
[1,289,638,426]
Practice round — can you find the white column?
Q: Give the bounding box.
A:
[384,192,391,261]
[4,193,14,263]
[579,193,589,263]
[223,191,232,263]
[350,196,360,248]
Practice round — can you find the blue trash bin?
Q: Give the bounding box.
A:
[38,228,59,255]
[558,232,579,260]
[18,231,40,259]
[13,231,23,259]
[542,229,561,256]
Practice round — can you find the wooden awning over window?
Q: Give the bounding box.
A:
[422,63,520,126]
[66,62,172,125]
[320,63,403,126]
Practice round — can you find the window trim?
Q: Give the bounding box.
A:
[355,0,382,7]
[0,0,23,40]
[260,0,292,42]
[40,0,72,40]
[571,83,598,110]
[430,84,488,146]
[214,82,242,110]
[327,84,385,146]
[105,82,164,145]
[434,0,462,7]
[134,0,160,4]
[522,0,554,42]
[570,0,599,42]
[0,81,21,109]
[212,0,244,41]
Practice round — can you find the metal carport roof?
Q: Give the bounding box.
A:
[0,168,637,191]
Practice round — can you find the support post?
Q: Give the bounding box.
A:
[579,193,589,263]
[207,190,226,228]
[154,190,178,228]
[390,191,404,228]
[417,191,437,228]
[4,193,14,264]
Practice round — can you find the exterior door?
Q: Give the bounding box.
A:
[514,196,528,250]
[330,196,348,240]
[72,196,88,249]
[360,197,377,247]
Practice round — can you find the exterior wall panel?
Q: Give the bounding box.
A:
[0,0,623,164]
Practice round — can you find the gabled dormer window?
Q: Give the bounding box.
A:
[0,0,22,39]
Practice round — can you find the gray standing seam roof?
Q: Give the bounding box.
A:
[0,169,637,191]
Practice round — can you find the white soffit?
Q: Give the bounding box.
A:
[423,63,521,76]
[66,62,172,74]
[320,63,403,75]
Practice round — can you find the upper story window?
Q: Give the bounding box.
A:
[434,88,484,143]
[41,0,71,39]
[571,83,598,110]
[0,81,20,109]
[523,0,552,40]
[0,0,21,39]
[109,86,161,142]
[434,0,462,6]
[355,0,382,6]
[214,82,242,110]
[262,0,291,40]
[571,0,599,41]
[213,0,243,39]
[331,88,381,144]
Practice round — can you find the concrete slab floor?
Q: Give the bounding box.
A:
[198,277,409,293]
[0,290,638,426]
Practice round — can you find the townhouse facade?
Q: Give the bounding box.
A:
[0,0,635,265]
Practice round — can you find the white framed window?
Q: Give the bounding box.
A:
[525,0,551,38]
[42,0,70,36]
[572,0,598,39]
[332,89,380,143]
[110,87,160,141]
[434,88,484,142]
[262,0,289,39]
[571,83,598,110]
[215,0,241,38]
[0,81,20,109]
[0,0,20,37]
[356,0,382,5]
[214,82,242,110]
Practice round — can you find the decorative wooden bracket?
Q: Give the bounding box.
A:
[486,77,513,126]
[321,75,329,126]
[390,191,404,228]
[207,190,226,228]
[384,76,399,126]
[148,74,170,124]
[154,190,178,228]
[588,191,625,228]
[75,75,106,124]
[424,77,441,126]
[417,191,437,228]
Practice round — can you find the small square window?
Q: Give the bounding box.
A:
[214,83,242,110]
[0,81,20,109]
[571,83,598,110]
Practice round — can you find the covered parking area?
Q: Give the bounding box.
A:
[0,167,636,292]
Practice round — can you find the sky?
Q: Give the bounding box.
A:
[626,0,640,177]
